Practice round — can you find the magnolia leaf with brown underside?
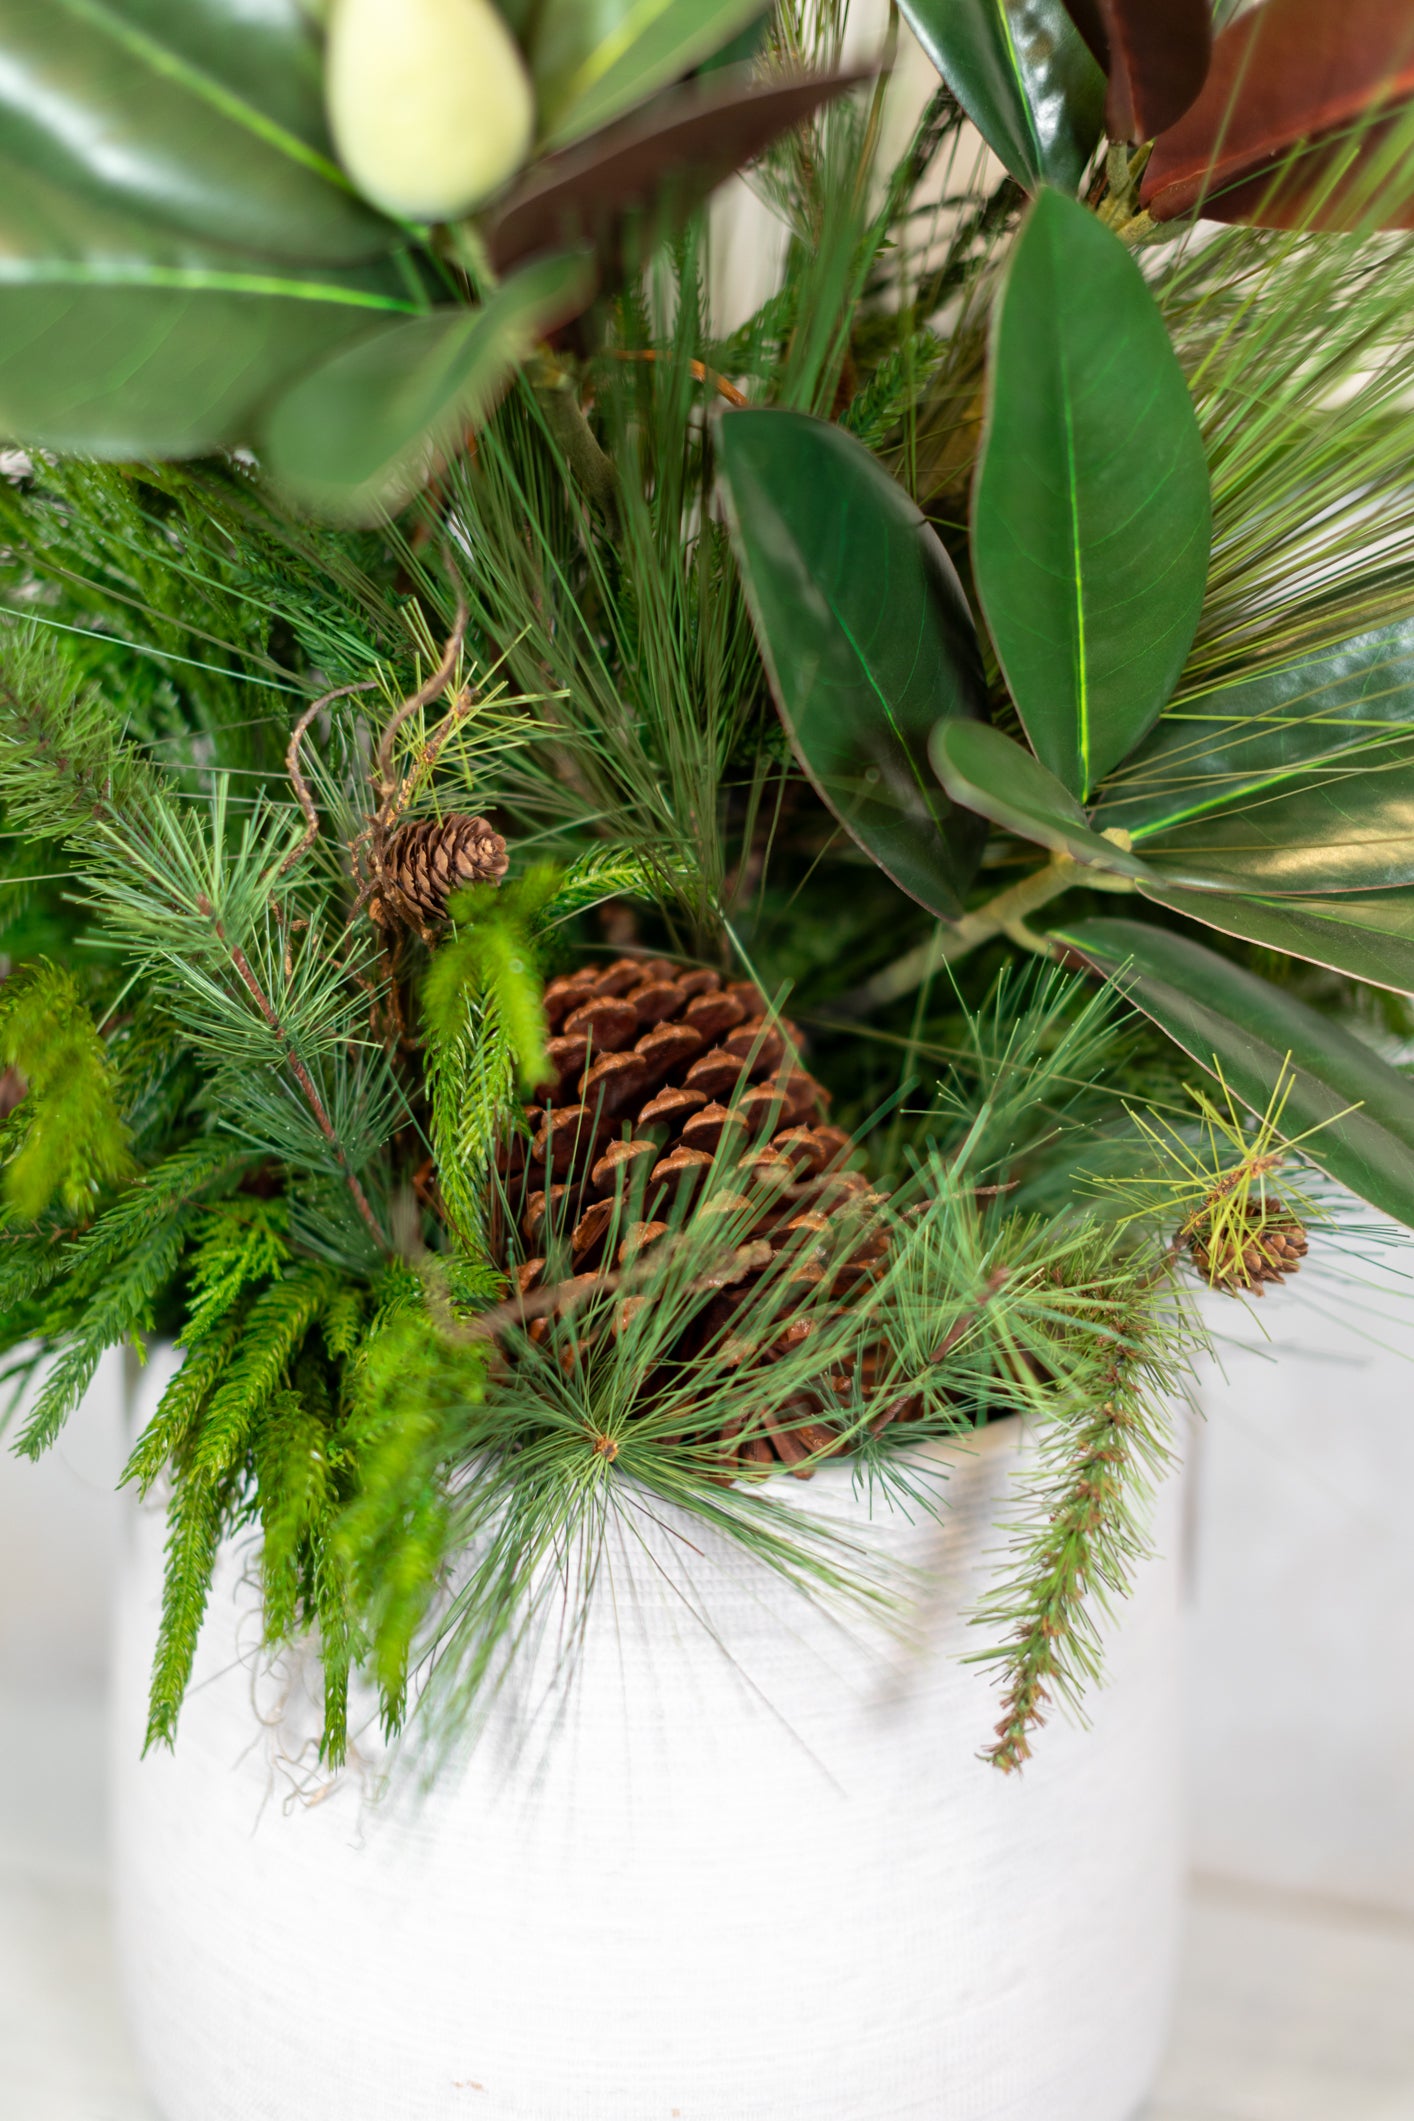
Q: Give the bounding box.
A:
[1142,0,1414,230]
[1062,0,1211,142]
[487,69,867,274]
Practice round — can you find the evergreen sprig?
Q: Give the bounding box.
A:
[0,961,134,1222]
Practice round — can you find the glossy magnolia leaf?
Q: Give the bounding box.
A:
[972,187,1210,800]
[1057,917,1414,1227]
[1142,884,1414,996]
[717,409,989,922]
[0,0,393,264]
[899,0,1105,192]
[488,68,862,272]
[931,719,1153,878]
[1142,0,1414,230]
[531,0,766,151]
[1129,750,1414,893]
[0,154,419,458]
[1094,618,1414,892]
[1061,0,1212,142]
[262,251,593,520]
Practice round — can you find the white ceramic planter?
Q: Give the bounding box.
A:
[112,1368,1185,2121]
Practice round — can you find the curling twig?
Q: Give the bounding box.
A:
[280,680,378,879]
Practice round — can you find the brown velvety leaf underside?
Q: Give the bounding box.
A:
[486,68,867,272]
[1141,0,1414,229]
[1063,0,1212,143]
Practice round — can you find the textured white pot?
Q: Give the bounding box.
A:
[112,1368,1185,2121]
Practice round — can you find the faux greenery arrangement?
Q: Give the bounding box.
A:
[3,0,1414,1782]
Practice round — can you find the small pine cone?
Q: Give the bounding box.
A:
[488,953,902,1477]
[375,815,509,928]
[1188,1197,1309,1295]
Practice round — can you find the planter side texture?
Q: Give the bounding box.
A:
[112,1362,1185,2121]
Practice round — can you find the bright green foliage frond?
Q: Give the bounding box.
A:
[423,884,554,1250]
[0,962,135,1224]
[188,1261,340,1486]
[145,1468,240,1754]
[256,1382,336,1646]
[120,1310,247,1499]
[535,847,701,929]
[181,1200,293,1344]
[9,1144,239,1459]
[337,1295,491,1728]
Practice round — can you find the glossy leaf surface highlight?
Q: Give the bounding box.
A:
[973,187,1211,800]
[1095,619,1414,892]
[1061,0,1212,142]
[931,719,1153,877]
[1058,917,1414,1227]
[0,0,393,263]
[900,0,1105,192]
[263,252,593,520]
[718,409,989,922]
[0,156,418,457]
[1142,884,1414,996]
[531,0,766,150]
[1142,0,1414,230]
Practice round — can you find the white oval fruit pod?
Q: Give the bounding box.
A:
[326,0,536,222]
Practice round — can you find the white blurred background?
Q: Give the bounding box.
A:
[4,7,1414,2114]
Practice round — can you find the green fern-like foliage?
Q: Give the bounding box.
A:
[0,962,134,1222]
[0,68,1307,1777]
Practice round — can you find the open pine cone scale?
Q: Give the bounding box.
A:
[1186,1194,1309,1294]
[373,814,509,928]
[492,954,916,1476]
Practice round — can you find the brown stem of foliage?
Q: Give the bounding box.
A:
[279,679,378,879]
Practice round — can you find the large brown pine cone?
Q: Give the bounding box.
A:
[375,815,509,928]
[1187,1196,1308,1294]
[494,955,915,1475]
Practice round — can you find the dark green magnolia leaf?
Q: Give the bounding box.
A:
[532,0,766,150]
[0,154,420,457]
[931,719,1153,877]
[972,187,1211,800]
[1095,618,1414,891]
[262,251,594,520]
[899,0,1105,191]
[1142,883,1414,995]
[1058,916,1414,1226]
[0,0,394,264]
[488,68,863,272]
[717,409,989,922]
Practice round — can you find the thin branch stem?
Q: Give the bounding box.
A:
[280,680,377,878]
[841,856,1137,1014]
[196,895,386,1250]
[374,605,468,802]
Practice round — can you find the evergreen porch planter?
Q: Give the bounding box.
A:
[112,1361,1186,2121]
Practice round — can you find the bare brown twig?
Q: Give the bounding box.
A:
[374,602,468,803]
[280,680,378,879]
